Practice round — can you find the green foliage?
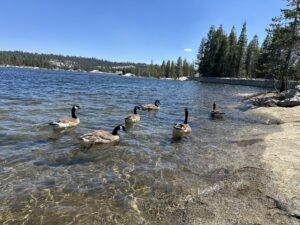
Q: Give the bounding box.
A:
[198,25,237,77]
[199,26,216,76]
[196,38,206,74]
[267,0,300,81]
[255,34,273,78]
[226,27,238,77]
[245,35,260,78]
[171,61,176,78]
[175,57,183,78]
[196,1,300,82]
[165,60,171,78]
[214,28,229,76]
[236,22,248,77]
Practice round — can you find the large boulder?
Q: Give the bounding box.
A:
[245,92,284,107]
[278,85,300,107]
[285,84,300,98]
[278,96,300,107]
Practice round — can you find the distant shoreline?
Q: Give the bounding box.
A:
[0,65,192,81]
[0,64,121,76]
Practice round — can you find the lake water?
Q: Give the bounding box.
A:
[0,68,286,224]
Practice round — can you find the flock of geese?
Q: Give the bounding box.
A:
[49,100,224,144]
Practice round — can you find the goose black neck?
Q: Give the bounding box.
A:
[112,126,120,135]
[71,107,77,119]
[155,101,159,107]
[133,107,138,114]
[184,110,188,124]
[213,103,216,111]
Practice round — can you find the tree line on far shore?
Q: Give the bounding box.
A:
[0,51,194,78]
[0,51,149,74]
[122,57,195,78]
[197,0,300,87]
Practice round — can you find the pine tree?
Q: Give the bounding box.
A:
[160,60,166,77]
[165,60,171,78]
[201,26,216,76]
[245,35,260,78]
[214,26,229,76]
[226,26,238,77]
[236,22,248,77]
[183,59,189,76]
[268,0,300,91]
[175,57,183,78]
[209,25,223,76]
[197,38,206,75]
[189,63,195,77]
[256,34,273,78]
[149,60,154,77]
[170,61,176,78]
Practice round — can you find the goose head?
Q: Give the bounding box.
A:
[72,105,81,111]
[133,106,141,114]
[71,105,81,118]
[155,100,160,106]
[112,125,126,135]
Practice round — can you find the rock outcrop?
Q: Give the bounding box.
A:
[277,84,300,107]
[244,84,300,107]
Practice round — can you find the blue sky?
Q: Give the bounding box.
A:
[0,0,285,64]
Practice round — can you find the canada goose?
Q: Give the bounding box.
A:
[49,105,80,128]
[173,108,192,136]
[125,106,141,123]
[210,103,225,119]
[80,125,126,144]
[140,100,160,110]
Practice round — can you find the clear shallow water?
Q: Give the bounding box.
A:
[0,68,276,224]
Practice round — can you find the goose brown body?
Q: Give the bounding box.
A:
[173,123,192,133]
[125,106,141,123]
[52,117,80,128]
[210,103,225,119]
[49,105,80,128]
[173,108,192,137]
[80,125,125,144]
[140,100,160,110]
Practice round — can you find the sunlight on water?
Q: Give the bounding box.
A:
[0,68,275,224]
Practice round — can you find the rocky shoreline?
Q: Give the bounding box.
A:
[243,85,300,107]
[243,87,300,221]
